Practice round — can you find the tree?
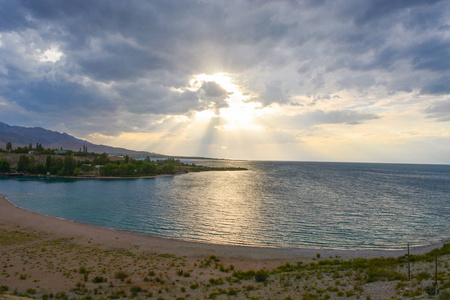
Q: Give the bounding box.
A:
[161,164,175,175]
[6,142,12,151]
[48,157,63,175]
[46,155,52,172]
[63,156,77,176]
[17,155,31,172]
[93,153,110,165]
[0,158,11,172]
[35,143,44,152]
[142,162,157,175]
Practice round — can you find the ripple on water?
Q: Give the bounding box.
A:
[1,161,449,250]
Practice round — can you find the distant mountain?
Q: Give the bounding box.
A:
[0,122,166,157]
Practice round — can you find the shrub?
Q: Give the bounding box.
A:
[416,271,431,280]
[190,282,199,290]
[209,277,224,285]
[366,268,406,282]
[26,288,36,294]
[227,287,238,295]
[439,290,450,300]
[232,270,255,280]
[425,286,438,296]
[255,270,269,282]
[130,286,142,293]
[92,276,107,283]
[114,271,129,282]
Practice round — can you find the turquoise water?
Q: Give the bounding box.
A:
[1,161,449,250]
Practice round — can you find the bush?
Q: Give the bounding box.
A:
[255,270,269,282]
[190,282,199,290]
[233,270,255,280]
[366,268,406,282]
[209,277,224,285]
[130,286,142,293]
[416,271,431,280]
[439,290,450,300]
[92,276,107,283]
[0,159,11,172]
[114,271,129,282]
[425,286,438,296]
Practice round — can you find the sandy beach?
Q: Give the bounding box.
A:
[0,194,449,299]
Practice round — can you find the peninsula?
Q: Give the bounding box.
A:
[0,150,246,179]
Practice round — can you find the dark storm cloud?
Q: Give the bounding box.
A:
[76,43,169,82]
[351,0,445,26]
[0,0,448,136]
[420,76,450,95]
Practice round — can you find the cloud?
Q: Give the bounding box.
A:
[296,110,380,126]
[0,0,448,162]
[423,99,450,122]
[200,81,229,98]
[351,0,445,26]
[420,76,450,95]
[257,81,291,106]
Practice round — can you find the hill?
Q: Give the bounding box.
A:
[0,122,166,157]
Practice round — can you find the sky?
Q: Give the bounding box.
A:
[0,0,449,164]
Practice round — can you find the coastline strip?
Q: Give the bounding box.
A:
[0,194,447,261]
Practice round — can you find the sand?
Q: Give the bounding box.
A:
[0,194,448,299]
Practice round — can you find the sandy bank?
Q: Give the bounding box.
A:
[1,194,449,299]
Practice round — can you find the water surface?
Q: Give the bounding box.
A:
[1,161,449,250]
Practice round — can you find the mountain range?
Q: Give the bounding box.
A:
[0,122,165,157]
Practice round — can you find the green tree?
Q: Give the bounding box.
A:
[0,158,11,172]
[93,153,110,165]
[6,142,12,151]
[49,157,63,175]
[161,164,175,175]
[17,155,31,172]
[99,163,119,176]
[63,156,77,176]
[46,155,52,172]
[142,162,157,175]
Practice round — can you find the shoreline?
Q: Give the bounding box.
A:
[1,194,449,299]
[2,173,179,180]
[1,194,447,260]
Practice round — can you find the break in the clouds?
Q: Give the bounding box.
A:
[0,0,449,163]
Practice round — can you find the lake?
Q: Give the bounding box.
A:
[1,160,449,250]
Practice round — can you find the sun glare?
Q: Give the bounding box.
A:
[191,73,265,131]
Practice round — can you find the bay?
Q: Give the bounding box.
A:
[1,160,449,250]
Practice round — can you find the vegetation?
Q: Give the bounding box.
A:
[0,222,449,299]
[1,142,247,177]
[0,158,10,172]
